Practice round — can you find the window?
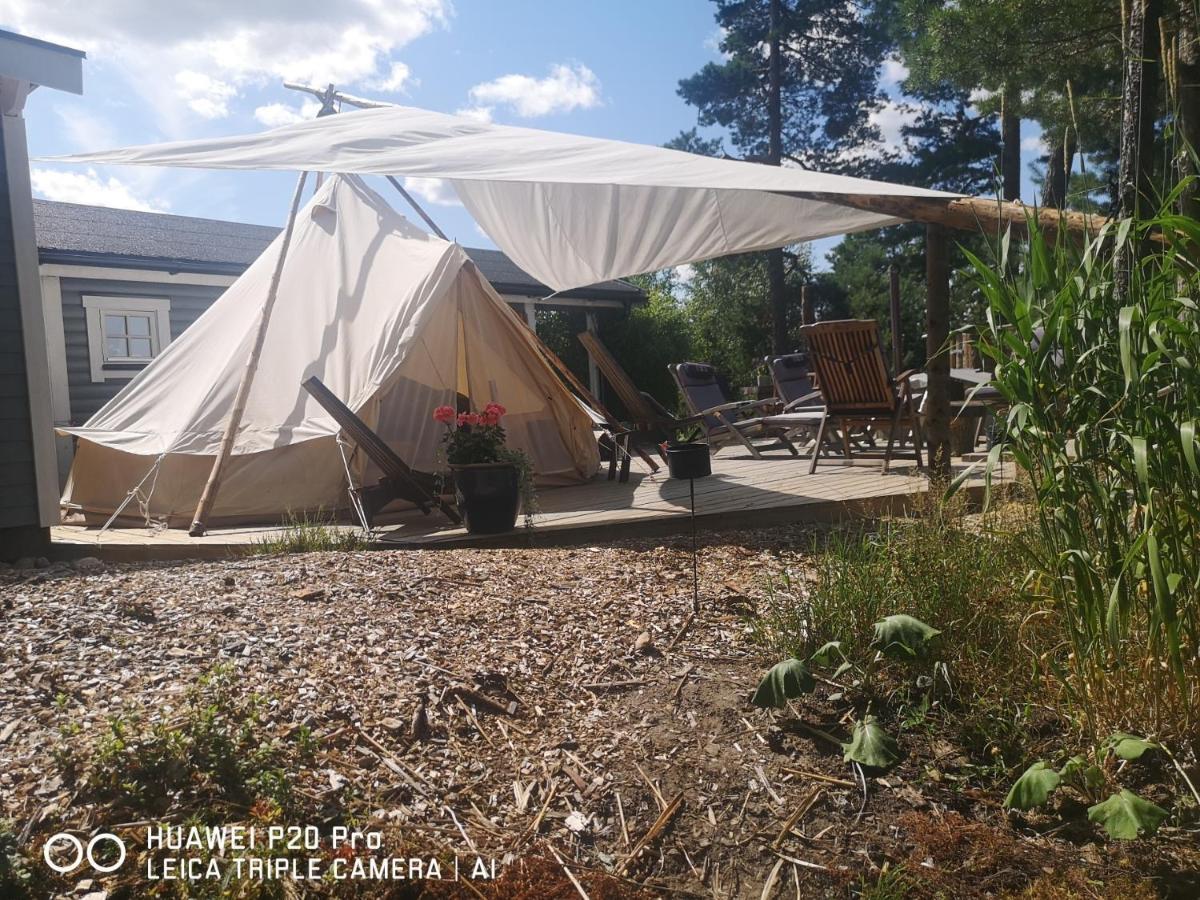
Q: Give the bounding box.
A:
[103,313,156,362]
[82,296,171,383]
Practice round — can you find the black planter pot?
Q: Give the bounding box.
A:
[452,463,520,534]
[666,442,712,480]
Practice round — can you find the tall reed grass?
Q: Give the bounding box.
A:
[966,196,1200,742]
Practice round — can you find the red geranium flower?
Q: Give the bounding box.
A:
[457,412,481,427]
[433,405,455,424]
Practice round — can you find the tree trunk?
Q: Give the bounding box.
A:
[1116,0,1163,300]
[1041,131,1077,209]
[1177,5,1200,218]
[1117,0,1163,221]
[925,224,952,481]
[1000,87,1022,202]
[767,0,788,353]
[800,282,814,325]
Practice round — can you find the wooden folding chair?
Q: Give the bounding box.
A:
[577,330,705,478]
[798,320,924,474]
[302,376,462,527]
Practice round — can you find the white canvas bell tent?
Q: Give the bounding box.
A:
[60,175,600,527]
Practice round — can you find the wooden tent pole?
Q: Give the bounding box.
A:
[189,170,310,536]
[385,175,450,240]
[786,191,1106,242]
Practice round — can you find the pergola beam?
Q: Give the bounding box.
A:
[787,192,1106,241]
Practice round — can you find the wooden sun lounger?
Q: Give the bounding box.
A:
[301,376,461,527]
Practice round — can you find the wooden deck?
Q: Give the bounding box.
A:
[50,451,1008,560]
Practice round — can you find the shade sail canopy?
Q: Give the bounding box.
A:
[49,105,959,292]
[61,175,599,526]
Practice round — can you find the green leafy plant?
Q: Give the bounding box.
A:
[1002,731,1171,839]
[56,664,304,820]
[751,613,941,773]
[0,818,46,899]
[751,658,815,708]
[1087,789,1169,840]
[842,715,901,769]
[965,201,1200,740]
[872,614,942,660]
[1004,761,1062,811]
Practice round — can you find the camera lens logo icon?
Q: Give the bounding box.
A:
[43,833,126,874]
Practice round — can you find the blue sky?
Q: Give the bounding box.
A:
[8,0,1048,269]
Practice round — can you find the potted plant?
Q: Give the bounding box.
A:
[432,402,535,533]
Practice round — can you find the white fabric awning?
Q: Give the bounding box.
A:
[49,105,959,291]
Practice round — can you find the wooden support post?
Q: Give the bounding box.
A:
[189,171,309,536]
[888,263,902,373]
[924,224,952,481]
[585,310,602,400]
[523,301,537,331]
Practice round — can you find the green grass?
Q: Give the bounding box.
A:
[247,509,367,554]
[54,663,313,822]
[750,512,1033,684]
[747,508,1051,765]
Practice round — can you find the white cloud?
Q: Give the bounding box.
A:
[870,100,919,156]
[881,56,909,87]
[1,0,449,129]
[175,70,237,119]
[467,63,601,119]
[454,105,493,124]
[704,27,730,58]
[31,167,167,212]
[1022,134,1048,154]
[371,61,412,93]
[253,100,321,127]
[403,176,461,207]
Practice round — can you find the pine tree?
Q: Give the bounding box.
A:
[676,0,892,353]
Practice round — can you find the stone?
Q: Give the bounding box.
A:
[73,557,106,574]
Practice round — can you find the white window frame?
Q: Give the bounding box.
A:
[82,295,172,383]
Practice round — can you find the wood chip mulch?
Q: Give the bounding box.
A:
[1,528,1195,898]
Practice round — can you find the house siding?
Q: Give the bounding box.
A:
[0,121,42,532]
[59,275,224,422]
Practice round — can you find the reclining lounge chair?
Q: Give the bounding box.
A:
[669,362,800,459]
